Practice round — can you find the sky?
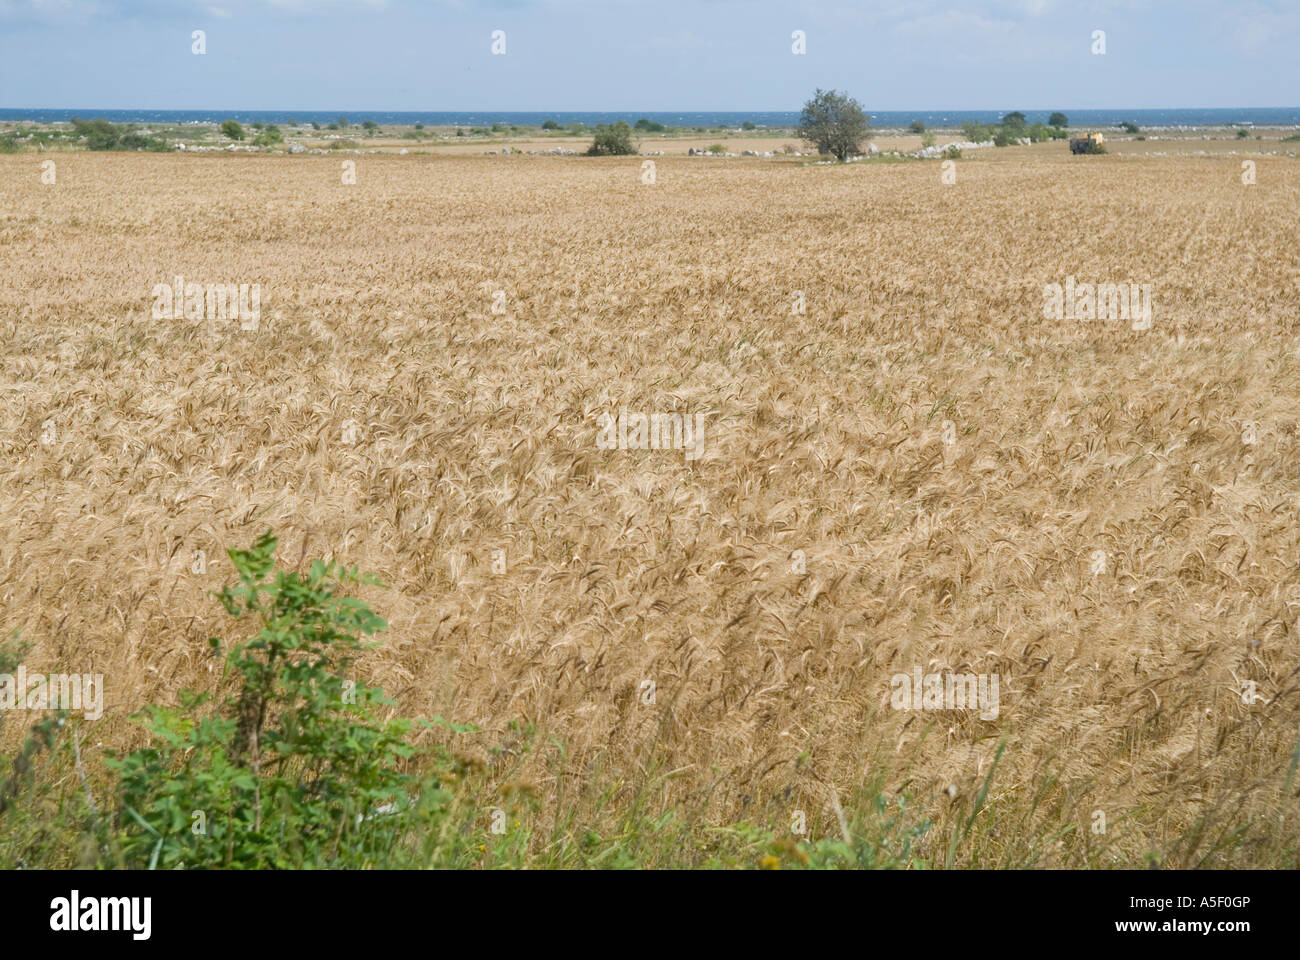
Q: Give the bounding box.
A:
[0,0,1297,111]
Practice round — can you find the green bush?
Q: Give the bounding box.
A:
[1048,112,1068,129]
[220,119,245,141]
[634,118,666,133]
[586,121,637,156]
[909,120,926,134]
[1119,121,1140,134]
[541,120,560,131]
[741,121,757,131]
[708,143,726,155]
[0,135,18,154]
[71,117,171,152]
[106,531,469,869]
[921,132,936,148]
[253,125,283,146]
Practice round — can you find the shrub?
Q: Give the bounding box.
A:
[962,121,995,143]
[414,123,424,130]
[1119,121,1140,134]
[541,120,560,131]
[1048,112,1068,129]
[1236,128,1250,139]
[586,121,637,156]
[0,135,18,154]
[741,121,757,131]
[253,125,284,147]
[363,120,379,134]
[909,120,926,134]
[221,119,245,141]
[945,144,962,160]
[708,143,726,155]
[634,118,667,133]
[921,132,936,148]
[71,117,171,152]
[106,531,469,869]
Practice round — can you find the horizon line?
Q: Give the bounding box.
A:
[4,105,1299,114]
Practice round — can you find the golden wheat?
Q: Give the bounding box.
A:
[2,147,1299,865]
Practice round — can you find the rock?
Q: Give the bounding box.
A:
[288,143,306,154]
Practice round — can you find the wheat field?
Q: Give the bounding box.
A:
[3,146,1299,866]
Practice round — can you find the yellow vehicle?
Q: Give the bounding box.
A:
[1069,131,1106,154]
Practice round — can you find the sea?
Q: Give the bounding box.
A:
[2,108,1298,129]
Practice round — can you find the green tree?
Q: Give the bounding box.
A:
[1002,111,1027,130]
[909,120,926,134]
[1048,112,1068,129]
[337,116,350,129]
[741,120,757,131]
[1119,121,1140,133]
[586,121,637,156]
[541,119,560,130]
[221,119,245,141]
[362,120,379,134]
[798,88,870,162]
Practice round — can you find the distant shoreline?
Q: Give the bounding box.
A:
[3,107,1300,129]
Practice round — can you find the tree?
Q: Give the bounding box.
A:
[741,120,757,131]
[337,116,350,129]
[541,119,560,130]
[220,119,245,141]
[798,88,869,162]
[362,120,379,134]
[1002,111,1027,130]
[586,121,637,156]
[909,120,926,134]
[1048,112,1068,129]
[1119,121,1140,133]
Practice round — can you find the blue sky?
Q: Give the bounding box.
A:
[0,0,1296,110]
